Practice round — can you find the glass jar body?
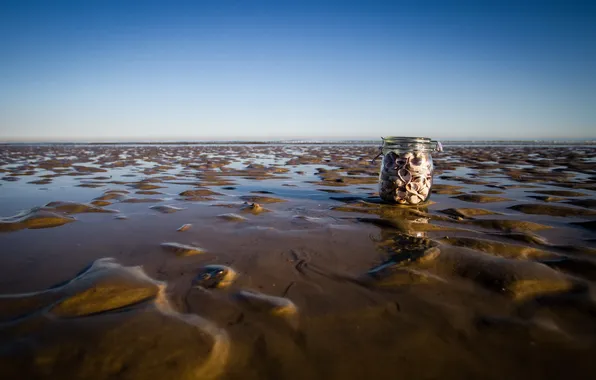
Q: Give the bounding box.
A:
[378,137,438,205]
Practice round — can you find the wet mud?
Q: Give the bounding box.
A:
[0,143,595,379]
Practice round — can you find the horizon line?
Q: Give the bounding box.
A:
[2,138,596,145]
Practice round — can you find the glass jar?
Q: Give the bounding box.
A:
[378,137,442,205]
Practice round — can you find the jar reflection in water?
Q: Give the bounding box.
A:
[378,137,442,205]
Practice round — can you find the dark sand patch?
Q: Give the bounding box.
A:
[308,180,349,187]
[198,176,237,187]
[120,197,164,203]
[317,188,351,194]
[210,203,241,209]
[217,213,247,222]
[471,190,505,195]
[465,219,552,232]
[537,256,596,280]
[440,236,553,259]
[135,190,163,195]
[72,165,107,173]
[150,205,185,214]
[337,176,378,185]
[179,196,217,202]
[76,183,106,188]
[160,242,205,256]
[90,200,112,207]
[239,195,287,204]
[571,220,596,232]
[439,208,502,219]
[431,184,465,195]
[105,189,130,194]
[509,204,596,217]
[530,190,588,197]
[439,176,492,185]
[180,188,223,197]
[564,199,596,209]
[93,191,129,202]
[452,194,512,203]
[527,195,566,202]
[43,201,117,214]
[131,182,165,190]
[27,178,53,185]
[504,184,542,189]
[330,196,369,203]
[486,232,549,245]
[164,180,203,186]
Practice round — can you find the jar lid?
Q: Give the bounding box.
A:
[382,136,442,152]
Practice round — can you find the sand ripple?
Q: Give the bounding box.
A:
[0,209,76,232]
[0,258,229,380]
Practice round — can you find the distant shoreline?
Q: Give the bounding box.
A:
[1,140,595,146]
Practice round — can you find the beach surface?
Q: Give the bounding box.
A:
[1,143,595,379]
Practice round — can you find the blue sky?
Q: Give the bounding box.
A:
[0,0,594,141]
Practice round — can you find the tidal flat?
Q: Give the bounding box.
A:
[0,143,595,379]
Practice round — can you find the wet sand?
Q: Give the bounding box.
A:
[1,143,596,379]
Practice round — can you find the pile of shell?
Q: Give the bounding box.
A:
[379,151,433,204]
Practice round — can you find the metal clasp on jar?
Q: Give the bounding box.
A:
[372,138,442,163]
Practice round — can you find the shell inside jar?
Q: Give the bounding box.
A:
[379,150,433,205]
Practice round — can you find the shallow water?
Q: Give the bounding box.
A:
[1,143,596,379]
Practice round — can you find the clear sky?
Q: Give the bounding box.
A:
[0,0,594,141]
